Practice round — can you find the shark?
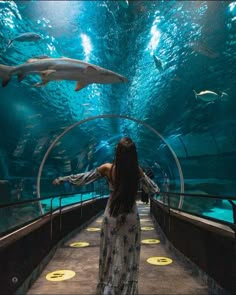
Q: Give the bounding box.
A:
[0,57,128,91]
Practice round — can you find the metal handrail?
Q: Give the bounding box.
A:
[155,191,236,228]
[0,190,108,237]
[1,190,235,210]
[159,191,236,201]
[51,192,102,240]
[1,188,235,237]
[0,189,99,209]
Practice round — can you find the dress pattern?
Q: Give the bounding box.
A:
[56,169,160,295]
[96,198,141,295]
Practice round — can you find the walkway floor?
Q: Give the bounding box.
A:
[27,203,208,294]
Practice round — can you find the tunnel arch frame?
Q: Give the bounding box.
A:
[37,114,185,210]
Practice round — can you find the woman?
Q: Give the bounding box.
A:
[53,137,160,295]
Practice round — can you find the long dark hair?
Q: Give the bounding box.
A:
[109,137,139,217]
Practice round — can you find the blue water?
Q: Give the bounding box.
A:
[0,192,105,235]
[202,200,235,224]
[203,207,233,223]
[156,195,235,224]
[0,1,235,227]
[40,192,97,212]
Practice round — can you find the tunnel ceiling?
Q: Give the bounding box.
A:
[0,1,236,180]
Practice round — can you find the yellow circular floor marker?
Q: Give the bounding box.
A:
[141,227,154,231]
[70,242,90,248]
[147,257,173,266]
[46,270,76,281]
[86,227,101,232]
[142,239,160,244]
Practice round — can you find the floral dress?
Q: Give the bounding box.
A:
[96,197,140,295]
[57,169,160,295]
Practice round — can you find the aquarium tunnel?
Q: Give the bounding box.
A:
[0,1,235,295]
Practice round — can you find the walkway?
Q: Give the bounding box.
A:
[27,203,208,294]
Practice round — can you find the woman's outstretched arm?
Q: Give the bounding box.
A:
[52,163,109,186]
[139,167,160,194]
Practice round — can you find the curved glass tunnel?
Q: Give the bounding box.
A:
[39,116,182,197]
[0,1,236,231]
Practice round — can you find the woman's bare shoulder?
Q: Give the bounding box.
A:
[97,163,112,176]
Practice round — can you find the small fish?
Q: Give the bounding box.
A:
[58,150,65,154]
[31,55,50,60]
[120,0,129,8]
[172,75,182,82]
[190,42,219,59]
[28,113,42,119]
[25,124,37,129]
[8,32,42,48]
[193,89,226,102]
[220,91,229,97]
[219,91,229,101]
[153,55,164,71]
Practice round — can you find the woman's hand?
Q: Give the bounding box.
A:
[52,178,61,185]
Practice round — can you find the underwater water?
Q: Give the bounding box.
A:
[0,1,236,233]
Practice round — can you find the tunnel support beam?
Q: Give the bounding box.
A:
[37,114,185,207]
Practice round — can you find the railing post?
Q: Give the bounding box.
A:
[228,200,236,292]
[228,200,236,225]
[59,197,62,234]
[50,198,54,241]
[80,193,83,218]
[167,193,171,233]
[163,193,166,227]
[91,190,94,211]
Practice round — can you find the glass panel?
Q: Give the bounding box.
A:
[182,196,234,224]
[0,201,43,235]
[41,117,183,201]
[0,190,105,235]
[201,199,234,224]
[154,193,235,224]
